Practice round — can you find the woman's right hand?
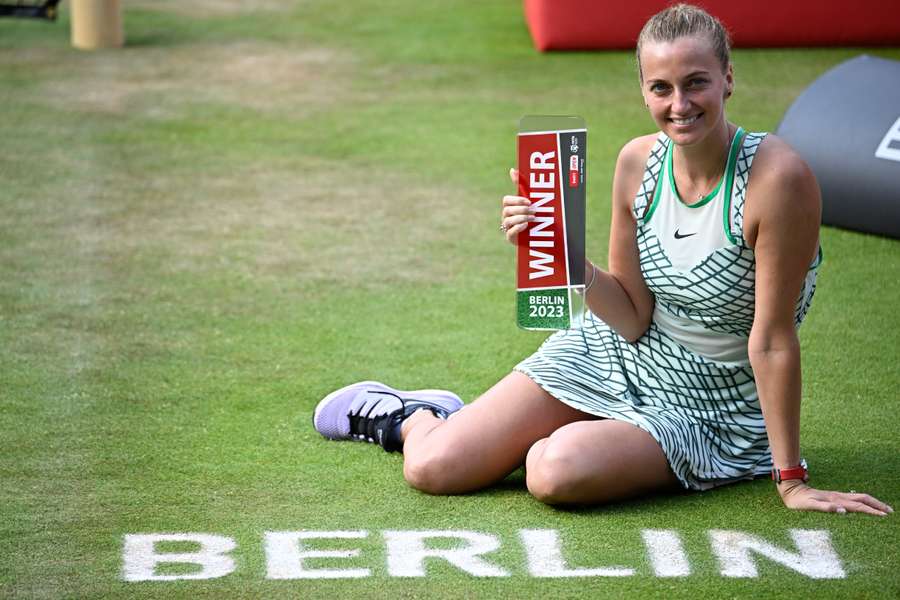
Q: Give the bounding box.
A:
[501,168,533,245]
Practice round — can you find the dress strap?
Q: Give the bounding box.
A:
[633,133,669,221]
[726,131,768,246]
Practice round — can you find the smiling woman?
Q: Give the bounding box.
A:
[314,3,893,519]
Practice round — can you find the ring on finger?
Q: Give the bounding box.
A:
[500,223,509,232]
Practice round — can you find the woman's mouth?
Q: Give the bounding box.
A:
[670,114,701,126]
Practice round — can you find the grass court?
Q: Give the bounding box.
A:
[1,1,898,597]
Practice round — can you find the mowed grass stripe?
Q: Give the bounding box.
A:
[1,1,899,598]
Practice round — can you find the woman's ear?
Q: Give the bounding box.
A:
[724,64,734,99]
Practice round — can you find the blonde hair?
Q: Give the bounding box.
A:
[636,3,731,81]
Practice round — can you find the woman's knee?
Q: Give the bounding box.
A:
[402,444,461,495]
[525,437,586,505]
[526,420,680,505]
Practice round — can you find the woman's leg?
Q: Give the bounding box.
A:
[400,371,596,495]
[524,419,681,505]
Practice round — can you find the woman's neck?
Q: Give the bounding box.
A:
[673,120,735,188]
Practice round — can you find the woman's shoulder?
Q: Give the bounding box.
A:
[750,133,816,190]
[619,133,662,162]
[615,133,662,175]
[745,133,821,230]
[613,133,665,213]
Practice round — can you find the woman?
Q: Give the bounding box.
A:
[313,4,891,516]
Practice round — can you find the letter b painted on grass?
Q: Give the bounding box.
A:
[122,533,236,581]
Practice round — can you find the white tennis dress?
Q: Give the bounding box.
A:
[516,128,822,490]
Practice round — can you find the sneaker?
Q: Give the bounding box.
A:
[313,381,463,452]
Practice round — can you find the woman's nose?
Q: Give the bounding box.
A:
[672,88,691,114]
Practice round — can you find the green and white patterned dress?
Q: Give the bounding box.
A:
[515,128,821,491]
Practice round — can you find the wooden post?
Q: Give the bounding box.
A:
[70,0,124,50]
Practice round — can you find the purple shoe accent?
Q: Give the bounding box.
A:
[313,381,463,441]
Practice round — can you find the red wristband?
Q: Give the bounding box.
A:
[771,463,809,484]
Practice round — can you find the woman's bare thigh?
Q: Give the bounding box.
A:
[525,419,681,505]
[401,371,596,494]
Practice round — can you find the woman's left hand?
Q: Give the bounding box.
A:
[777,481,893,516]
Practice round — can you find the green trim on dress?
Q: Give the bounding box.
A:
[722,127,746,245]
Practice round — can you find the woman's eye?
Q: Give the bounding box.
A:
[688,78,708,87]
[650,83,669,93]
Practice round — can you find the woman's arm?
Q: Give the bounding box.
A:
[581,136,656,342]
[746,136,892,516]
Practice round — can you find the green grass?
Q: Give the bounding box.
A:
[1,1,899,598]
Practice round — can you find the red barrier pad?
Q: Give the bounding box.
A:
[524,0,900,51]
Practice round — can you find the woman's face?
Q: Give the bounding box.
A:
[639,36,733,147]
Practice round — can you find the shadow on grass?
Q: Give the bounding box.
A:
[460,466,696,516]
[121,32,184,48]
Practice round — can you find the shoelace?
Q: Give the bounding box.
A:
[347,392,402,443]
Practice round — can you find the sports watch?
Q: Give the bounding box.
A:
[771,460,809,484]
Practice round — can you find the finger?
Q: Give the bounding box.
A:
[502,205,534,219]
[805,496,889,517]
[836,498,890,517]
[506,222,528,243]
[501,214,532,236]
[509,168,518,183]
[502,195,530,208]
[845,493,894,514]
[802,498,848,514]
[502,214,534,229]
[827,491,893,515]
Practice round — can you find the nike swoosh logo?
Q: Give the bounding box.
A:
[674,229,697,239]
